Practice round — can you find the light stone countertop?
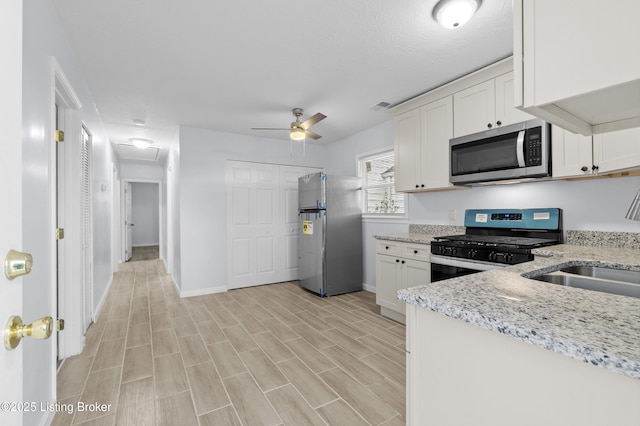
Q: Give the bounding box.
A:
[392,242,640,380]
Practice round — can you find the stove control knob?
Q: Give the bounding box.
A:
[468,249,477,259]
[505,253,514,263]
[451,248,457,256]
[488,251,497,262]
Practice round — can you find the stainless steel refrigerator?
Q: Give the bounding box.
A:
[298,172,363,297]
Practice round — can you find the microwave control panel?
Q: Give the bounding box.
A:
[525,127,542,166]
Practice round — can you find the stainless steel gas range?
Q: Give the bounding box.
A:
[430,208,562,282]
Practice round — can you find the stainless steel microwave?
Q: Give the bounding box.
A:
[449,118,551,185]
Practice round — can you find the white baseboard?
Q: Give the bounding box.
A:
[363,283,376,293]
[93,275,113,323]
[179,285,228,298]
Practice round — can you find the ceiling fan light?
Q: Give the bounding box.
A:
[433,0,479,29]
[129,138,153,149]
[290,128,306,141]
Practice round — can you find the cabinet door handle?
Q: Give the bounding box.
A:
[487,123,492,129]
[592,165,599,174]
[581,166,588,172]
[385,246,389,250]
[496,120,502,126]
[414,250,418,254]
[396,259,400,263]
[420,184,425,188]
[401,260,405,264]
[415,184,419,188]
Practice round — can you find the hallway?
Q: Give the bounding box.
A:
[53,260,406,425]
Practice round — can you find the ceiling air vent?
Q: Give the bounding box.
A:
[116,144,160,162]
[370,101,391,112]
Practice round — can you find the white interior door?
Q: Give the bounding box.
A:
[227,162,278,289]
[125,182,133,261]
[1,2,25,422]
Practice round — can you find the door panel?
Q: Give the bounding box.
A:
[231,238,251,277]
[231,187,251,226]
[256,237,275,274]
[1,2,24,422]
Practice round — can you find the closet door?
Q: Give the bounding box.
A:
[227,162,322,289]
[226,161,278,289]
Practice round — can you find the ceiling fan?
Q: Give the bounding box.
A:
[252,108,327,140]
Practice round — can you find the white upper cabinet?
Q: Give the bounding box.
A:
[453,79,495,137]
[453,72,534,138]
[422,97,454,190]
[394,97,454,192]
[494,72,535,128]
[514,0,640,135]
[551,127,594,178]
[593,127,640,174]
[394,108,421,192]
[553,126,640,178]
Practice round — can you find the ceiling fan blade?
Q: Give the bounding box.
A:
[304,129,322,140]
[300,113,326,129]
[250,127,291,131]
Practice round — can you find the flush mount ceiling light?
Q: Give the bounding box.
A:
[433,0,480,29]
[129,138,153,149]
[133,119,145,127]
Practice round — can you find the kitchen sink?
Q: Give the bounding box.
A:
[529,266,640,299]
[558,265,640,284]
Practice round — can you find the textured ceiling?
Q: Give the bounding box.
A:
[51,0,513,164]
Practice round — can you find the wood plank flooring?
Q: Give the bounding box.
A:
[54,260,406,425]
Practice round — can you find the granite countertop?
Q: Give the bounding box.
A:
[398,243,640,380]
[374,233,438,244]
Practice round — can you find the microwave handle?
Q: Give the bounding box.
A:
[516,130,526,167]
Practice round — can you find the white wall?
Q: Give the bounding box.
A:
[176,126,326,296]
[131,183,160,246]
[325,119,640,292]
[409,177,640,232]
[167,129,181,286]
[120,163,165,181]
[22,1,114,423]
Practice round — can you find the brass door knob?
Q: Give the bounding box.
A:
[4,315,53,350]
[4,250,33,280]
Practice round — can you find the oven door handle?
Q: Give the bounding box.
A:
[516,130,526,168]
[430,255,503,271]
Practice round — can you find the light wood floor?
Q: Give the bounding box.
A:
[54,259,406,425]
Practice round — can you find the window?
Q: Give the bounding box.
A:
[358,148,406,218]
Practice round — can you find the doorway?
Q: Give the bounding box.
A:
[121,180,163,263]
[54,59,89,359]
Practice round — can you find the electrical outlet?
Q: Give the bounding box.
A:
[449,209,456,220]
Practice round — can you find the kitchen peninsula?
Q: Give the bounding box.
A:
[399,234,640,425]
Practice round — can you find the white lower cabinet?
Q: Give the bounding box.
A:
[406,304,640,425]
[375,240,430,324]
